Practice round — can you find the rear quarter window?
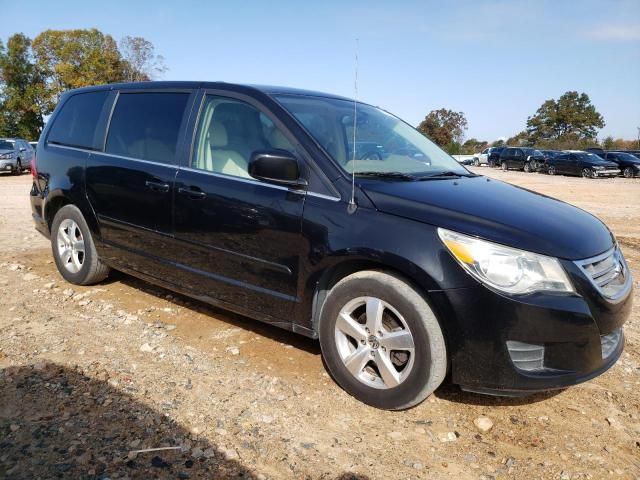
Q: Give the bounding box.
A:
[47,91,110,149]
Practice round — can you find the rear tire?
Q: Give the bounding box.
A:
[501,161,508,171]
[318,270,447,410]
[524,162,531,173]
[12,160,22,175]
[547,165,556,175]
[51,205,110,285]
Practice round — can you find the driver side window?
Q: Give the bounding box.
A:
[191,95,295,179]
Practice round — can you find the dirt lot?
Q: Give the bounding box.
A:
[0,169,638,479]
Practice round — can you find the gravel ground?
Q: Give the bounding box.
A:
[0,169,638,479]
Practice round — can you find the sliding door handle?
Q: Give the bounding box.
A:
[145,180,170,193]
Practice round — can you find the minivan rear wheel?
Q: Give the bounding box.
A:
[318,270,447,410]
[51,205,110,285]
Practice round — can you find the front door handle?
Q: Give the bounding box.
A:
[178,187,207,199]
[145,180,170,193]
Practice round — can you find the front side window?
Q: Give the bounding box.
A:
[191,95,295,178]
[106,92,189,164]
[48,91,109,149]
[275,95,467,177]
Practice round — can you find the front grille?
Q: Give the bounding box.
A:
[575,247,632,302]
[506,341,544,372]
[601,329,623,359]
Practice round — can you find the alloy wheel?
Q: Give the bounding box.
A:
[582,168,593,178]
[501,162,507,171]
[548,166,555,175]
[623,167,633,178]
[57,219,86,273]
[524,163,531,172]
[334,296,415,389]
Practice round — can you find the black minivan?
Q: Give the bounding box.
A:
[30,82,632,409]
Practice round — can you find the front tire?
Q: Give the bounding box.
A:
[12,160,22,175]
[623,167,634,178]
[51,205,110,285]
[524,162,532,173]
[582,168,594,178]
[474,158,480,167]
[319,270,447,410]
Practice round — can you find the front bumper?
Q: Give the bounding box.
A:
[432,252,632,395]
[593,169,620,177]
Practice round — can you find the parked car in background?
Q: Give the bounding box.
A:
[546,151,619,178]
[498,147,545,172]
[600,151,640,178]
[488,146,506,167]
[29,81,631,409]
[472,147,497,166]
[0,137,35,174]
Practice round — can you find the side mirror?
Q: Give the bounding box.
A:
[249,150,307,189]
[20,147,26,152]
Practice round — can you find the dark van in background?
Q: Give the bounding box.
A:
[30,82,632,409]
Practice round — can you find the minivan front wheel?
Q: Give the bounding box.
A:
[319,270,447,410]
[51,205,110,285]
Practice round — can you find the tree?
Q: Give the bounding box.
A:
[492,139,506,147]
[461,138,488,154]
[506,130,530,146]
[526,91,605,144]
[417,109,468,153]
[119,36,167,82]
[32,29,126,103]
[0,34,48,139]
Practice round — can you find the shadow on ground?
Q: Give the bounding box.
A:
[434,383,564,406]
[0,362,367,479]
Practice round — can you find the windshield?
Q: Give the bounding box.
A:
[575,153,602,162]
[275,95,469,177]
[0,140,15,150]
[613,153,639,162]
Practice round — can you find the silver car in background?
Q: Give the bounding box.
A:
[0,138,35,174]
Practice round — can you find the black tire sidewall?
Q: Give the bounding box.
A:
[51,205,97,285]
[319,274,439,410]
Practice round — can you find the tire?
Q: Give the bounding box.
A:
[318,270,447,410]
[474,158,480,167]
[501,161,508,171]
[12,160,22,175]
[488,160,494,168]
[51,205,110,285]
[582,168,593,178]
[547,165,556,175]
[524,162,531,173]
[623,167,634,178]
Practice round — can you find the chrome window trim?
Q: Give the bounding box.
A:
[47,143,341,201]
[574,247,633,303]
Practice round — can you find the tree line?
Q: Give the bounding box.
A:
[418,91,638,154]
[0,29,166,140]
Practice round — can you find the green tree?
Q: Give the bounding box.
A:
[119,36,167,82]
[461,138,488,154]
[0,34,47,139]
[506,130,530,146]
[417,108,468,153]
[32,29,125,103]
[492,139,506,147]
[526,91,605,144]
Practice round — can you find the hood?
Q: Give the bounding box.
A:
[361,176,614,260]
[590,159,618,168]
[0,149,14,155]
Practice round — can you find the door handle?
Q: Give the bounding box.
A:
[145,180,170,193]
[178,187,207,199]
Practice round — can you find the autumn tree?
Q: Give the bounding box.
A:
[0,34,48,139]
[526,91,605,144]
[461,138,488,154]
[417,109,468,153]
[119,36,167,82]
[32,29,126,103]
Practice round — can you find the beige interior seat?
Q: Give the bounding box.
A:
[208,121,250,178]
[269,129,293,151]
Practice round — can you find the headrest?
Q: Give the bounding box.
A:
[270,129,291,150]
[209,122,228,147]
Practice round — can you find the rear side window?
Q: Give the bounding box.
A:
[48,91,109,149]
[105,92,189,164]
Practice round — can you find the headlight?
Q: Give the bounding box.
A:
[0,153,13,159]
[593,166,604,170]
[438,228,574,295]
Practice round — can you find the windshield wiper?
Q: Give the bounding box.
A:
[354,171,416,180]
[416,171,475,180]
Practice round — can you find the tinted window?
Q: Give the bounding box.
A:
[48,91,109,149]
[191,95,295,178]
[106,93,189,164]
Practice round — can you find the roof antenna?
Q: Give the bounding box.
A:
[348,38,359,215]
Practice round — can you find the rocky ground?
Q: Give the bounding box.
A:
[0,169,638,479]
